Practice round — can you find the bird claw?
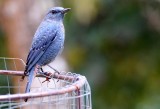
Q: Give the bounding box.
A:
[42,77,50,83]
[39,66,61,83]
[42,72,52,83]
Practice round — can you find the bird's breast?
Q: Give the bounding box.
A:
[37,24,65,66]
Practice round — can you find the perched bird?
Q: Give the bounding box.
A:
[21,7,70,102]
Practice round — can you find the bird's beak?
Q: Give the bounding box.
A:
[62,8,71,14]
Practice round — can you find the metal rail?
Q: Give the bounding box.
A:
[0,70,86,101]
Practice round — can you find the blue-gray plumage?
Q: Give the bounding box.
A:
[21,7,70,102]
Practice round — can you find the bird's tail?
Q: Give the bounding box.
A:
[24,67,35,102]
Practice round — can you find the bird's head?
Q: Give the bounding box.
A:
[45,7,70,21]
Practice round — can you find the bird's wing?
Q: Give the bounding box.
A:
[24,23,58,75]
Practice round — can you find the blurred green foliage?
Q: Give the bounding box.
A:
[63,0,160,109]
[0,27,10,95]
[0,28,7,57]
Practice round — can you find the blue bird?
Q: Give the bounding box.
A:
[21,7,70,102]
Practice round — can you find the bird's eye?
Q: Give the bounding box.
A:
[51,10,57,14]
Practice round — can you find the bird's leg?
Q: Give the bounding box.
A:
[40,68,44,72]
[41,65,60,83]
[37,67,44,75]
[47,65,61,82]
[35,65,51,83]
[39,66,52,83]
[36,65,51,83]
[47,65,60,74]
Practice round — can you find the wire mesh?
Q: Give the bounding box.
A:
[0,57,92,109]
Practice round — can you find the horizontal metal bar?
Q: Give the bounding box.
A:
[0,70,86,101]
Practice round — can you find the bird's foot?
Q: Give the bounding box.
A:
[42,72,52,83]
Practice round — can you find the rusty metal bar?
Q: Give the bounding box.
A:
[0,70,86,101]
